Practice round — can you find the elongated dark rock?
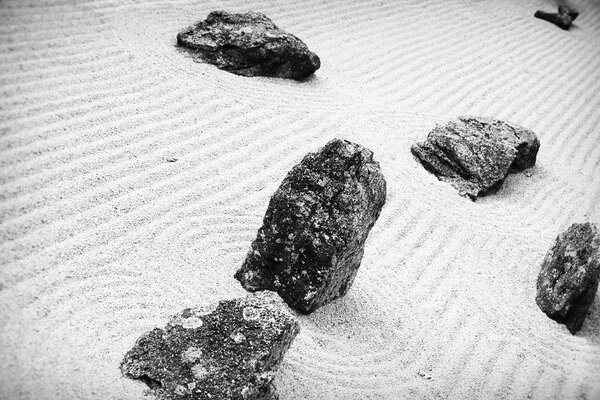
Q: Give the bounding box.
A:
[534,10,573,30]
[536,223,600,334]
[235,139,386,314]
[177,11,320,80]
[534,5,579,30]
[121,291,300,400]
[411,116,540,199]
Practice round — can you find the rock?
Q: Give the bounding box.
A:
[534,10,572,30]
[410,116,540,199]
[534,5,579,30]
[121,291,300,400]
[235,139,386,314]
[558,5,579,21]
[177,11,320,80]
[536,223,600,334]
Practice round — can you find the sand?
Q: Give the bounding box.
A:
[1,0,599,399]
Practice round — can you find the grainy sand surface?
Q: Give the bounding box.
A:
[1,0,600,399]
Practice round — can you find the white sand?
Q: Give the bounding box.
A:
[1,0,599,398]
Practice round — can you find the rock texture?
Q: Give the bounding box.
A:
[534,5,579,30]
[177,11,320,80]
[411,116,540,199]
[235,139,386,314]
[121,291,300,400]
[536,223,600,334]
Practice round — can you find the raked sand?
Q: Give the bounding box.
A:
[1,0,600,399]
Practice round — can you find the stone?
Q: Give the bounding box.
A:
[235,139,386,314]
[534,10,572,30]
[177,11,320,80]
[558,5,579,21]
[120,291,300,400]
[410,116,540,199]
[536,223,600,334]
[534,5,579,30]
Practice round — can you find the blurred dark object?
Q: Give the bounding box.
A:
[534,5,579,30]
[559,5,579,21]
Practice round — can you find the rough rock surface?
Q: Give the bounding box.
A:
[536,223,600,334]
[411,116,540,199]
[121,291,300,400]
[534,5,579,30]
[235,139,386,314]
[177,11,320,80]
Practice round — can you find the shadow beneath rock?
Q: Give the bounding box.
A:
[295,73,319,84]
[298,288,416,348]
[176,44,320,83]
[577,289,600,343]
[476,164,555,204]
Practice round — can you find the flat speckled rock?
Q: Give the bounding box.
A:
[177,11,320,80]
[235,139,386,314]
[536,223,600,334]
[120,291,300,400]
[411,116,540,199]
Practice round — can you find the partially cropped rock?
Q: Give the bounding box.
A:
[177,11,320,80]
[121,291,300,400]
[536,223,600,334]
[411,116,540,199]
[534,5,579,30]
[235,139,386,314]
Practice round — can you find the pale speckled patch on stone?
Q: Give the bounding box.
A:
[170,314,203,329]
[230,331,246,343]
[191,364,209,380]
[241,385,256,399]
[174,385,187,396]
[242,306,261,321]
[193,302,220,316]
[182,346,203,363]
[169,302,219,329]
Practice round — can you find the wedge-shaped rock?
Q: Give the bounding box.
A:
[177,11,320,80]
[534,5,579,30]
[411,116,540,199]
[536,223,600,334]
[121,291,300,400]
[235,139,386,314]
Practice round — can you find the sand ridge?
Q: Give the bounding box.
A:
[1,0,599,399]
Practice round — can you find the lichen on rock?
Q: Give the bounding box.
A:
[411,116,540,199]
[120,291,300,400]
[536,222,600,334]
[177,11,320,80]
[235,139,386,314]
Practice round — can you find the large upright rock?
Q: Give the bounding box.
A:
[235,139,386,314]
[536,223,600,334]
[121,291,300,400]
[411,116,540,199]
[177,11,320,80]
